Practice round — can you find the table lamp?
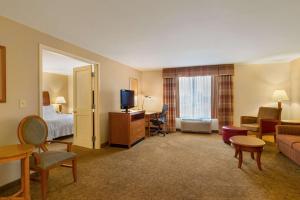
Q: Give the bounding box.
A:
[142,96,151,110]
[55,96,66,113]
[272,90,289,109]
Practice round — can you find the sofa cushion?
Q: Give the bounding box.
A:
[277,134,300,147]
[292,143,300,152]
[241,123,259,132]
[291,143,300,165]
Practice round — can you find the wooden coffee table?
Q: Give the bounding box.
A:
[230,136,265,170]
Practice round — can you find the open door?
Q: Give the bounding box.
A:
[73,65,95,149]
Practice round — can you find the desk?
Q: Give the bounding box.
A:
[109,111,145,148]
[145,111,160,137]
[0,144,34,200]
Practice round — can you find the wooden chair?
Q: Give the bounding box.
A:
[18,115,77,200]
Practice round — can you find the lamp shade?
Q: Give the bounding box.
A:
[272,90,289,102]
[55,96,66,104]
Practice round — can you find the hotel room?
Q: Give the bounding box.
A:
[0,1,300,200]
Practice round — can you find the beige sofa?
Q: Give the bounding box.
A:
[276,125,300,165]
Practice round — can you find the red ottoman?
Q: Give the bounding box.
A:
[222,126,248,144]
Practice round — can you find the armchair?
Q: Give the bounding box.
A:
[18,115,77,200]
[241,107,281,140]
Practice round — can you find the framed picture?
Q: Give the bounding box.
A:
[0,45,6,103]
[129,78,138,107]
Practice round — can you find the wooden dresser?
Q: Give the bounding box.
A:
[109,111,145,148]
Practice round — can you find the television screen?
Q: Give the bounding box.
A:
[120,89,134,111]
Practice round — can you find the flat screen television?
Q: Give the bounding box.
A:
[120,89,134,112]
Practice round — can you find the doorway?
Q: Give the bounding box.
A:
[39,44,100,149]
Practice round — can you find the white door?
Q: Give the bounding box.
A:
[73,65,94,149]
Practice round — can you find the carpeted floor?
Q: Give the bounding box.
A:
[1,133,300,200]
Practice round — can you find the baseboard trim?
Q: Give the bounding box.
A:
[177,128,219,134]
[0,179,20,194]
[101,142,109,148]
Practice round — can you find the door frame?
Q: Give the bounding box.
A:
[38,44,101,149]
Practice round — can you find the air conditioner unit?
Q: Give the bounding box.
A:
[180,119,212,133]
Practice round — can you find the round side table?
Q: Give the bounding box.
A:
[229,136,265,170]
[0,144,34,200]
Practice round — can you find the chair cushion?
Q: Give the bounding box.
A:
[241,123,259,132]
[30,151,76,169]
[277,135,300,147]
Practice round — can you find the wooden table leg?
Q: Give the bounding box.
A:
[234,148,238,158]
[251,152,255,160]
[256,149,262,170]
[238,148,243,169]
[145,115,151,137]
[148,119,150,136]
[21,158,25,194]
[22,154,31,200]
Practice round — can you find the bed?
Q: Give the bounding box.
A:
[42,91,74,140]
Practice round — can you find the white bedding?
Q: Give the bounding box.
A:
[42,105,74,140]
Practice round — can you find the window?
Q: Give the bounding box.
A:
[179,76,211,119]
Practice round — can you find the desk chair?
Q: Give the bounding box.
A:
[18,115,77,200]
[150,104,168,136]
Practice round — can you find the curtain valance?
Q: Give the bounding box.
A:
[162,64,234,78]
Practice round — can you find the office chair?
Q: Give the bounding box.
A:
[150,104,168,136]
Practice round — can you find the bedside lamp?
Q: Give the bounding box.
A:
[272,90,289,110]
[55,96,66,113]
[142,96,151,110]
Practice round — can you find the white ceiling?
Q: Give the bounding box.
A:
[247,53,300,64]
[43,50,90,75]
[1,0,300,69]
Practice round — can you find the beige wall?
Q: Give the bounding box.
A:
[290,58,300,119]
[43,72,69,112]
[233,63,291,125]
[0,16,141,186]
[141,70,163,112]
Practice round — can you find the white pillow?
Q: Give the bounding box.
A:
[42,105,56,118]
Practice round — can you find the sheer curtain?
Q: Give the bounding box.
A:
[179,76,211,119]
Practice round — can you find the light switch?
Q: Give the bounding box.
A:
[19,99,27,108]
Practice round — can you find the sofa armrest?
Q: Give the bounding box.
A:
[240,116,257,124]
[276,125,300,136]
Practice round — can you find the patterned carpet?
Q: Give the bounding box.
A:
[1,133,300,200]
